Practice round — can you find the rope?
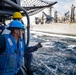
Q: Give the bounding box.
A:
[21,0,57,16]
[21,0,49,7]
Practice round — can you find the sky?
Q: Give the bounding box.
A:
[46,0,76,17]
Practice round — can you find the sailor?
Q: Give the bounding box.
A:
[0,25,5,34]
[0,19,5,34]
[12,12,38,73]
[12,11,24,24]
[2,12,24,35]
[0,20,42,75]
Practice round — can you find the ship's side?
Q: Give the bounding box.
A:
[31,23,76,36]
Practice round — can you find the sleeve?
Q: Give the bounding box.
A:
[0,35,6,54]
[24,44,38,53]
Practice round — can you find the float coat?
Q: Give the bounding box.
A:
[0,34,24,75]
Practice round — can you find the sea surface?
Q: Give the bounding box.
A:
[28,31,76,75]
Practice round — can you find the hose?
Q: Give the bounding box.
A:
[1,0,30,46]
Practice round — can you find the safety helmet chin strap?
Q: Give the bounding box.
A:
[18,29,21,38]
[18,29,25,39]
[19,20,26,44]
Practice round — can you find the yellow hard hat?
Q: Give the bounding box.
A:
[12,12,22,18]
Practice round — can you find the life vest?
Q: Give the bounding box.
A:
[0,34,24,75]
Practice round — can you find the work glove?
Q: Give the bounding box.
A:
[35,42,43,49]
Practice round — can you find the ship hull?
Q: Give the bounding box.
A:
[31,23,76,36]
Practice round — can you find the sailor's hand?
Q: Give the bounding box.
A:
[35,42,42,49]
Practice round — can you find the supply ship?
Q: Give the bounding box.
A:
[30,2,76,36]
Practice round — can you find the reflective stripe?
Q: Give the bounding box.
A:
[20,41,23,48]
[8,38,13,46]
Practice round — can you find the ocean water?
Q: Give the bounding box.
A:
[28,32,76,75]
